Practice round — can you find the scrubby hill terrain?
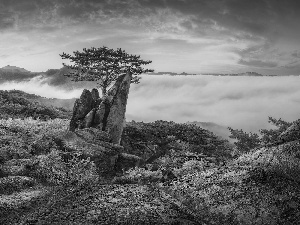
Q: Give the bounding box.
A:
[0,90,72,120]
[0,90,300,224]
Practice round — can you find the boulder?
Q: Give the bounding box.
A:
[69,89,94,131]
[74,89,93,119]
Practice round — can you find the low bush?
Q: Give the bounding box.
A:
[0,176,37,195]
[112,167,162,184]
[35,150,99,186]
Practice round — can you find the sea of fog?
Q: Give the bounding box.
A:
[1,75,300,133]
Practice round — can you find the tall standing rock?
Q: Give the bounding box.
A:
[105,72,132,144]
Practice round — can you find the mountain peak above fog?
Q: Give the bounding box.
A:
[0,65,30,73]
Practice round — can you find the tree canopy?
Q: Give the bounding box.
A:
[60,46,153,96]
[228,116,295,155]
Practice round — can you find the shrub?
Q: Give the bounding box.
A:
[177,160,206,176]
[0,176,36,195]
[36,150,99,186]
[260,117,293,144]
[63,152,99,186]
[0,118,68,162]
[112,167,162,184]
[228,127,261,154]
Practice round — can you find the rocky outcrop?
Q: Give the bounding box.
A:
[64,72,140,176]
[54,128,124,177]
[69,72,132,145]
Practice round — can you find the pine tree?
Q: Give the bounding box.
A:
[60,46,153,96]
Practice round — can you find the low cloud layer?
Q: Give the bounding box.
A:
[0,75,299,133]
[0,75,83,99]
[126,75,300,132]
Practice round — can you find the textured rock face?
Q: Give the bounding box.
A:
[69,89,94,131]
[105,72,132,144]
[83,108,96,128]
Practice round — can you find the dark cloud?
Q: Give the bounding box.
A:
[140,0,300,42]
[292,51,300,58]
[282,61,300,70]
[0,12,15,29]
[238,59,278,68]
[1,0,299,42]
[0,0,299,74]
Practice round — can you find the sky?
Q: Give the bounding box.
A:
[0,0,300,75]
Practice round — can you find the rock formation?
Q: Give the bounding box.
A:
[69,72,132,145]
[60,72,136,177]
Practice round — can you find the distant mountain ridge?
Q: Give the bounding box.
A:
[147,71,267,76]
[0,65,30,73]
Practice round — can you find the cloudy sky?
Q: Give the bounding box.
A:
[1,0,300,133]
[1,0,300,75]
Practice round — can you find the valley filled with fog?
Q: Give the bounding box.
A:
[1,74,299,133]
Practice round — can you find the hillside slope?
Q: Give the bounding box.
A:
[0,90,72,120]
